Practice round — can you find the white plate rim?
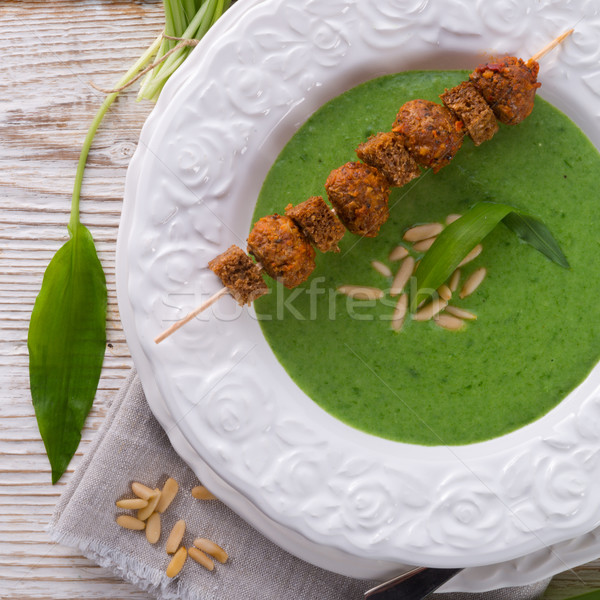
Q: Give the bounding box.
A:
[116,0,600,573]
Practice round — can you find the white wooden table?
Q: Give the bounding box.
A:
[0,1,598,597]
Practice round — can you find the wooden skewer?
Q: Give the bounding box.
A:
[154,30,574,345]
[154,287,229,344]
[528,28,573,65]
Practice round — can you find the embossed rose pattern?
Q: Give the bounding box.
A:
[125,0,600,566]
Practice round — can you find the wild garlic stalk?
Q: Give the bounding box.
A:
[69,33,163,234]
[138,0,232,101]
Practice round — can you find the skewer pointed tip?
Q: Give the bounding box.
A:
[154,287,229,344]
[528,28,574,66]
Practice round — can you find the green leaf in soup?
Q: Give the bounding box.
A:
[28,223,106,484]
[412,202,568,311]
[502,211,569,269]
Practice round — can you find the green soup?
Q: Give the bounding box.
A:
[252,71,600,446]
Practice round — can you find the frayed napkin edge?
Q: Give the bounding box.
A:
[48,526,213,600]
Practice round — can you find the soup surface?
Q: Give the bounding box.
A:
[253,70,600,445]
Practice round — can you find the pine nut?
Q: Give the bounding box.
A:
[138,489,161,521]
[146,512,161,544]
[437,284,452,301]
[413,299,448,321]
[458,244,483,267]
[371,260,392,277]
[337,285,384,300]
[188,547,215,571]
[116,498,148,510]
[412,236,437,252]
[156,478,179,514]
[403,223,443,242]
[390,256,415,297]
[389,245,409,261]
[460,267,487,298]
[445,305,477,320]
[391,293,408,332]
[116,515,145,531]
[166,519,186,554]
[166,547,187,578]
[436,313,466,331]
[448,269,461,292]
[193,538,228,564]
[446,213,462,224]
[131,482,154,500]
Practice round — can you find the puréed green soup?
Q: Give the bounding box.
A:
[253,71,600,446]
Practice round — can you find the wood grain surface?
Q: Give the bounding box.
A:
[0,1,598,598]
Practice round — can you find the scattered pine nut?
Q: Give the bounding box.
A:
[412,236,437,252]
[391,293,408,332]
[445,305,477,320]
[403,223,443,242]
[193,538,228,564]
[116,515,146,531]
[413,299,448,322]
[189,547,215,571]
[390,256,415,297]
[131,482,154,500]
[458,244,483,267]
[166,547,187,578]
[138,489,161,521]
[371,260,392,277]
[437,284,452,301]
[191,485,217,500]
[146,512,161,544]
[389,245,409,261]
[337,285,384,300]
[448,269,461,292]
[116,498,148,510]
[460,267,487,299]
[446,213,462,225]
[166,519,186,554]
[156,478,179,514]
[436,313,466,331]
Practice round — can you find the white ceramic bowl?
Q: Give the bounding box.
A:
[116,0,600,589]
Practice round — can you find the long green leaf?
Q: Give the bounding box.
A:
[412,202,568,310]
[502,211,569,268]
[28,224,106,484]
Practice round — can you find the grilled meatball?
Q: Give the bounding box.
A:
[247,214,315,289]
[469,56,540,125]
[325,161,390,237]
[208,245,268,305]
[356,132,421,187]
[285,196,346,253]
[440,81,498,146]
[392,99,464,172]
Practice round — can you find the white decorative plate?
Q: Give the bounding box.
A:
[116,0,600,589]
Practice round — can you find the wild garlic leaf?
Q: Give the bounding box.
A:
[412,202,568,310]
[28,223,106,484]
[502,211,569,269]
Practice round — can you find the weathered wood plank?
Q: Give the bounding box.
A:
[2,1,600,598]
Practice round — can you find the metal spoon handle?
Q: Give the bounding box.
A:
[365,567,463,600]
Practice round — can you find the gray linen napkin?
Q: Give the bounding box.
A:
[49,370,551,600]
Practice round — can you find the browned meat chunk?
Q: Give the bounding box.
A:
[325,161,390,238]
[208,245,268,306]
[285,196,345,253]
[392,99,464,173]
[440,81,498,146]
[247,214,315,289]
[469,56,540,125]
[356,132,421,187]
